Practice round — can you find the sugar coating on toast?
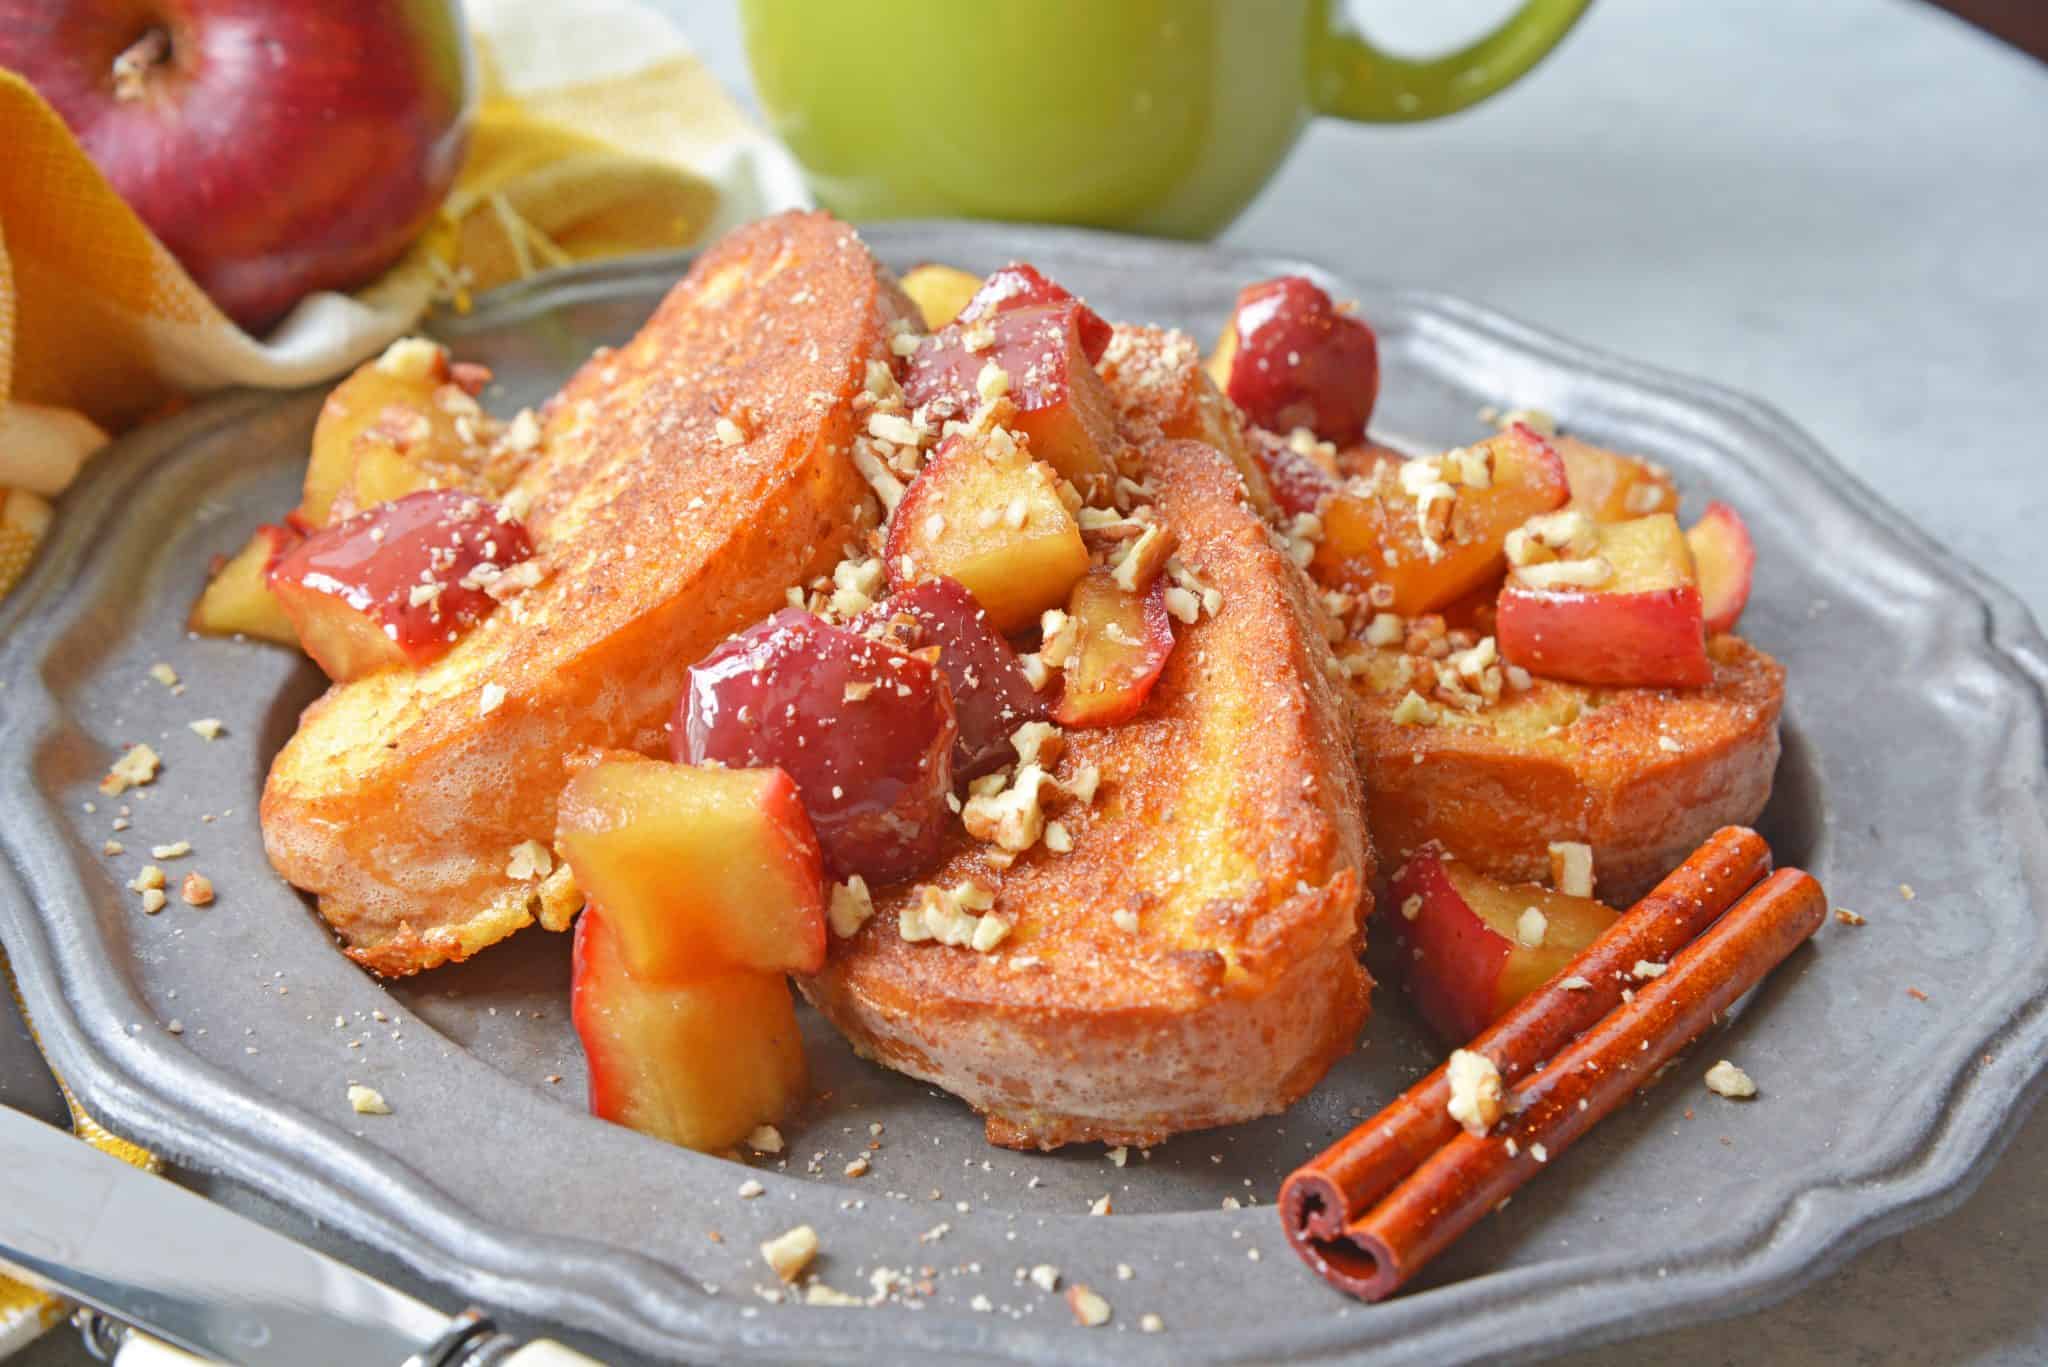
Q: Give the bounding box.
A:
[263,213,908,974]
[1347,632,1784,902]
[804,439,1372,1149]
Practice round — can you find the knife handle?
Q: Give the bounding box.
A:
[498,1342,608,1366]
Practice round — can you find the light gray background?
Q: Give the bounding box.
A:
[8,0,2045,1362]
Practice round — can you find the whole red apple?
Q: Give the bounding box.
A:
[0,0,474,333]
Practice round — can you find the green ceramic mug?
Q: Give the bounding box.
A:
[739,0,1590,237]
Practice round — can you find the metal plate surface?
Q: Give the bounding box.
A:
[2,222,2045,1365]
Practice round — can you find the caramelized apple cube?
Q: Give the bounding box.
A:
[1052,571,1176,728]
[302,338,495,527]
[899,264,983,331]
[1496,512,1711,688]
[1686,501,1756,634]
[958,263,1113,364]
[1559,437,1680,523]
[267,488,534,682]
[556,756,826,984]
[678,610,956,884]
[1315,424,1570,615]
[854,577,1046,779]
[884,430,1089,634]
[904,302,1121,501]
[572,910,807,1153]
[1387,845,1619,1043]
[1208,275,1380,445]
[189,524,303,645]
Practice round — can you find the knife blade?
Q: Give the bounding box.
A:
[0,1106,602,1366]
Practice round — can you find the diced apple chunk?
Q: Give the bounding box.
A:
[556,756,826,984]
[853,577,1046,779]
[1208,275,1379,446]
[1315,424,1570,615]
[958,263,1113,364]
[301,338,496,527]
[571,910,807,1153]
[885,430,1089,634]
[267,488,533,682]
[1496,512,1711,688]
[905,300,1121,502]
[1687,501,1756,634]
[1052,571,1176,728]
[1559,436,1680,523]
[899,264,983,331]
[1387,845,1619,1043]
[679,610,956,885]
[189,524,303,645]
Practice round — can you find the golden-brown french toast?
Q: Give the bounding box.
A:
[263,213,909,975]
[1098,325,1279,520]
[803,439,1372,1150]
[1344,632,1783,903]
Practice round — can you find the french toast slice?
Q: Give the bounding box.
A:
[263,213,909,975]
[1098,325,1279,520]
[803,439,1372,1150]
[1345,632,1783,903]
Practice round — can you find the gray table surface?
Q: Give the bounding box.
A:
[10,0,2046,1362]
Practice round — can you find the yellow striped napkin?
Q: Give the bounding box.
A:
[0,1,805,1349]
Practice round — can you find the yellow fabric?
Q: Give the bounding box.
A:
[0,4,801,1347]
[0,0,793,606]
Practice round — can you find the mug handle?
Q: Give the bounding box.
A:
[1309,0,1592,122]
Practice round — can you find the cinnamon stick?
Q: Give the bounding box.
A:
[1282,826,1770,1267]
[1298,866,1825,1300]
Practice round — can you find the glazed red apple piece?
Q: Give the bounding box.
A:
[266,488,533,682]
[1686,501,1757,634]
[1496,511,1711,688]
[1208,275,1380,445]
[904,295,1122,501]
[957,263,1114,363]
[1315,424,1570,615]
[555,755,826,983]
[884,427,1090,634]
[571,910,808,1153]
[854,577,1046,780]
[1052,571,1176,728]
[678,609,957,884]
[1387,845,1620,1043]
[1247,426,1341,520]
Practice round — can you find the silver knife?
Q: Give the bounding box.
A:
[0,1106,603,1366]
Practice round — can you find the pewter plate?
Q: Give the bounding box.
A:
[3,223,2045,1365]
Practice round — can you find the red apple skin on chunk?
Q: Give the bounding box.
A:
[267,487,532,682]
[555,756,825,984]
[1316,424,1570,616]
[1687,501,1757,634]
[678,609,957,885]
[571,910,807,1153]
[1497,512,1712,689]
[1247,427,1341,520]
[854,577,1046,780]
[0,1,474,335]
[1053,572,1176,728]
[883,429,1090,634]
[904,301,1122,501]
[1208,275,1380,446]
[958,263,1113,363]
[1387,846,1619,1043]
